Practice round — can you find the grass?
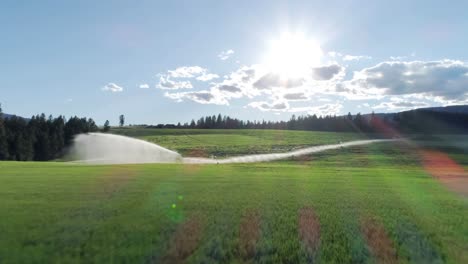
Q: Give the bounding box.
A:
[111,128,366,156]
[1,129,467,263]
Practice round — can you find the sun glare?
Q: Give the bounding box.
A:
[265,32,322,79]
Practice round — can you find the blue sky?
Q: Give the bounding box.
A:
[1,0,468,125]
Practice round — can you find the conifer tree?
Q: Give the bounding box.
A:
[0,103,9,160]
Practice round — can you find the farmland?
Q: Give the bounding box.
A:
[1,129,467,263]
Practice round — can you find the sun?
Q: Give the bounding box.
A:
[264,32,323,79]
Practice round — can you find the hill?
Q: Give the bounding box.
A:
[364,104,468,118]
[2,113,28,120]
[420,104,468,114]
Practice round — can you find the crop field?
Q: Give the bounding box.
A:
[1,129,467,263]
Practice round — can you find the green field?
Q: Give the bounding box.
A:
[112,128,366,156]
[1,129,467,263]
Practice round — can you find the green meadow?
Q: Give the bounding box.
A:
[112,128,366,156]
[1,129,467,263]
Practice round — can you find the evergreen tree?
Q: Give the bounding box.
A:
[5,116,33,161]
[48,115,65,159]
[0,103,9,160]
[216,114,222,128]
[353,113,365,132]
[87,118,98,132]
[2,111,113,161]
[32,114,51,161]
[103,120,110,132]
[119,115,125,127]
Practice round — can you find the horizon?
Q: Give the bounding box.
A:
[2,0,468,125]
[5,104,466,127]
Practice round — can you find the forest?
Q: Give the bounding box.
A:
[0,105,99,161]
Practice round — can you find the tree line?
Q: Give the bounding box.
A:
[2,102,468,161]
[148,110,468,134]
[149,113,366,131]
[0,104,99,161]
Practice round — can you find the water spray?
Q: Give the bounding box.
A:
[69,133,398,165]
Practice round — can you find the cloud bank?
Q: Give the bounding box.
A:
[149,57,468,115]
[342,60,468,103]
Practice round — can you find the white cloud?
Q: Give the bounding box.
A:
[102,83,123,92]
[389,56,407,60]
[162,66,219,83]
[218,49,234,60]
[211,65,262,98]
[327,52,371,61]
[247,100,343,116]
[139,83,149,89]
[196,73,219,81]
[217,84,242,93]
[169,66,206,78]
[160,62,347,107]
[341,59,468,103]
[164,90,228,105]
[214,63,346,99]
[154,57,468,113]
[253,73,304,89]
[318,98,333,102]
[361,103,370,107]
[343,55,372,61]
[283,92,309,101]
[248,101,289,112]
[157,76,193,89]
[162,63,347,108]
[290,103,343,116]
[311,64,345,81]
[327,51,343,58]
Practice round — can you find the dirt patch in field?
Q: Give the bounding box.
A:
[419,149,468,195]
[298,207,320,255]
[239,210,261,260]
[186,148,209,157]
[361,218,398,264]
[161,216,203,263]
